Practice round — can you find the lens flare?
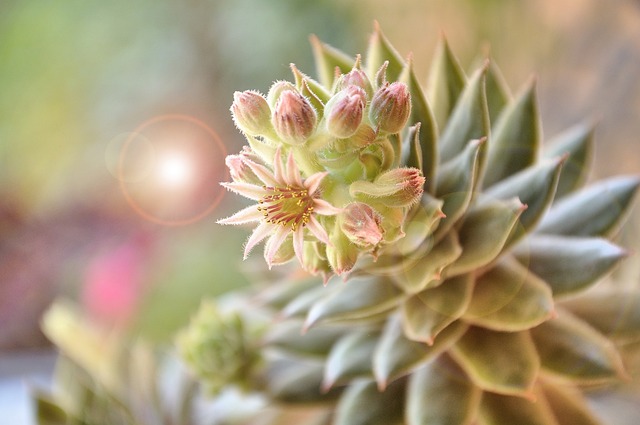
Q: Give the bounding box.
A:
[157,153,192,188]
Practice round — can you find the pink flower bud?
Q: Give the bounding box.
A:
[272,90,318,145]
[225,147,262,185]
[266,80,296,107]
[369,82,411,133]
[230,90,273,136]
[325,86,367,139]
[335,68,373,98]
[350,167,425,207]
[341,203,384,247]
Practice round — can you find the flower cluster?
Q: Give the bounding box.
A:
[219,59,423,280]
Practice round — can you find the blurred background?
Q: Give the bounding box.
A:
[1,0,639,420]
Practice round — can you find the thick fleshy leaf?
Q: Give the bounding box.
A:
[290,63,332,105]
[402,273,474,343]
[323,330,379,390]
[400,59,438,193]
[304,276,403,329]
[258,276,321,309]
[544,121,594,199]
[310,35,354,88]
[463,258,554,331]
[404,123,423,173]
[374,315,468,390]
[439,65,490,163]
[266,354,339,403]
[427,37,466,132]
[513,235,627,297]
[485,156,565,242]
[535,176,640,237]
[393,192,444,257]
[395,231,462,294]
[407,356,481,425]
[366,22,405,83]
[560,291,640,343]
[264,320,349,358]
[450,326,539,396]
[479,390,559,425]
[530,308,627,384]
[435,138,485,240]
[282,285,328,318]
[484,79,541,187]
[445,198,525,277]
[541,379,604,425]
[484,59,511,123]
[334,379,405,425]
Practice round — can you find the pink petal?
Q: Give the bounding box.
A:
[273,147,285,184]
[264,225,290,268]
[221,182,264,201]
[307,215,331,246]
[285,151,303,187]
[313,199,343,216]
[244,160,278,187]
[244,221,274,259]
[293,227,305,265]
[217,204,262,225]
[305,171,329,195]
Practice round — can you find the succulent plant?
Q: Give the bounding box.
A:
[212,23,640,425]
[35,24,640,425]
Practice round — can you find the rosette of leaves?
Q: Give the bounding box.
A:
[237,25,640,425]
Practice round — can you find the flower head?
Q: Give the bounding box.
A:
[218,148,341,269]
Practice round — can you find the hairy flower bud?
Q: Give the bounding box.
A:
[369,82,411,133]
[266,80,296,107]
[341,203,384,247]
[225,147,263,186]
[230,90,273,136]
[350,167,425,207]
[326,229,359,277]
[335,68,373,98]
[325,86,367,139]
[272,91,318,145]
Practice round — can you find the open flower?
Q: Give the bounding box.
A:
[218,148,341,269]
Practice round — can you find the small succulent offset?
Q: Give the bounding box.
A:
[34,25,640,425]
[210,24,640,425]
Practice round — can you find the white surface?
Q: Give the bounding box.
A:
[0,351,56,425]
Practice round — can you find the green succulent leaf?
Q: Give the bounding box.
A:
[404,123,424,173]
[484,59,511,123]
[427,37,466,132]
[439,64,490,163]
[282,285,328,318]
[450,326,539,397]
[484,79,541,187]
[530,308,627,384]
[463,258,554,331]
[258,276,321,309]
[513,235,627,297]
[400,59,438,193]
[334,379,405,425]
[479,390,560,425]
[266,354,339,403]
[544,121,594,198]
[535,175,640,237]
[541,379,604,425]
[406,356,481,425]
[304,276,403,329]
[485,156,564,244]
[310,35,354,88]
[435,137,486,239]
[560,291,640,343]
[402,273,474,343]
[394,192,444,257]
[395,231,462,294]
[366,22,405,83]
[374,315,468,390]
[264,320,349,358]
[445,198,525,277]
[323,330,379,390]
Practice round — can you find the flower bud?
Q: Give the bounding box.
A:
[350,167,425,207]
[272,90,318,145]
[369,82,411,133]
[325,86,367,139]
[335,68,373,98]
[326,229,359,277]
[230,90,272,136]
[225,147,262,185]
[266,80,296,107]
[341,203,384,247]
